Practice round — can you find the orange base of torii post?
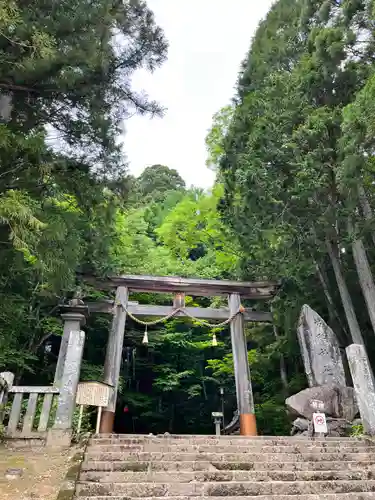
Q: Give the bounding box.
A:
[240,413,257,436]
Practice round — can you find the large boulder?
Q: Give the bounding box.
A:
[285,385,358,421]
[291,416,353,437]
[297,305,346,387]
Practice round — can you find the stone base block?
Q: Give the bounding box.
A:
[46,428,73,448]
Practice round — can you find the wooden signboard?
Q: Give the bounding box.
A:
[76,381,111,407]
[76,381,112,434]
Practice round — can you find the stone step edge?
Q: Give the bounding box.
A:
[76,479,375,487]
[80,469,375,476]
[79,472,375,483]
[75,495,375,500]
[85,452,375,459]
[75,480,375,492]
[89,439,373,443]
[88,441,373,446]
[88,444,374,449]
[89,439,371,444]
[89,434,373,443]
[91,433,367,441]
[74,481,375,498]
[89,442,375,451]
[81,460,375,468]
[90,436,369,440]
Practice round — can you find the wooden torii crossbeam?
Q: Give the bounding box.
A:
[83,274,279,436]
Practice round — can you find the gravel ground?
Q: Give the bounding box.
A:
[0,445,78,500]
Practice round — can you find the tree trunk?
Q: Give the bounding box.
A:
[169,403,175,433]
[0,92,13,122]
[271,306,288,395]
[200,362,208,400]
[357,184,375,246]
[314,260,348,344]
[326,239,365,345]
[349,223,375,336]
[274,324,288,394]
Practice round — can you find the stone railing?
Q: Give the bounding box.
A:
[0,371,60,439]
[5,386,59,438]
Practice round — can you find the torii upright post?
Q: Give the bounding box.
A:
[229,293,256,436]
[100,286,128,433]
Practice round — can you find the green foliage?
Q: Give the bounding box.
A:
[0,155,290,435]
[206,106,234,171]
[0,0,167,170]
[351,423,364,437]
[218,0,375,360]
[255,400,290,436]
[156,185,241,278]
[0,0,301,437]
[72,406,94,439]
[132,165,186,205]
[0,0,168,390]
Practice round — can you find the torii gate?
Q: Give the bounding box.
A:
[81,275,278,436]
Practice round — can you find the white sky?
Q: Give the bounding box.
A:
[123,0,274,188]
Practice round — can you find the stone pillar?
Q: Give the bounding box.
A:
[0,372,14,391]
[0,372,14,423]
[228,293,257,436]
[0,371,14,405]
[48,330,85,446]
[54,301,88,387]
[346,343,375,435]
[100,286,128,433]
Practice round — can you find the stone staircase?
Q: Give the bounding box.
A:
[75,434,375,500]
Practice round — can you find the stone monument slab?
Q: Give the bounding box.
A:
[297,304,346,387]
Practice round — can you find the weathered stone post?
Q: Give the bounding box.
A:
[0,372,14,424]
[48,330,85,446]
[346,343,375,435]
[0,371,14,399]
[100,286,128,433]
[55,299,88,387]
[228,293,257,436]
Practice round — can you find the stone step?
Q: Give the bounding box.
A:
[74,494,375,500]
[82,460,375,472]
[92,434,367,441]
[75,479,375,497]
[80,469,375,483]
[90,436,370,446]
[85,451,375,463]
[87,444,375,454]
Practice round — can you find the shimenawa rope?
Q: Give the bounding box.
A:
[114,298,243,329]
